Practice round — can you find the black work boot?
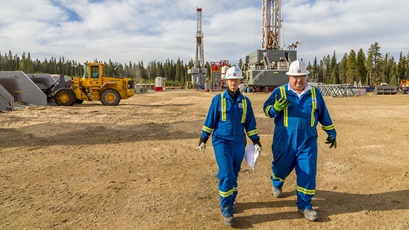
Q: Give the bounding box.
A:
[223,216,236,226]
[298,208,319,221]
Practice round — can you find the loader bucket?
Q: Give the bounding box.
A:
[27,74,57,93]
[373,86,398,95]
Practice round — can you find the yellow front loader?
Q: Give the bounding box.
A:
[52,62,135,106]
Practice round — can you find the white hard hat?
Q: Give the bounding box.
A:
[225,66,243,80]
[286,60,310,76]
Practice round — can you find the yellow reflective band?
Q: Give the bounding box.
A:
[202,126,213,133]
[241,97,247,123]
[322,124,335,130]
[247,129,258,137]
[296,186,315,195]
[220,93,226,122]
[280,86,288,127]
[311,87,317,127]
[271,171,285,182]
[265,105,273,116]
[219,187,236,198]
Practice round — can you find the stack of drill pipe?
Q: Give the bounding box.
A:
[374,86,398,95]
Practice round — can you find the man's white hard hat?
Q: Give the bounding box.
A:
[225,66,243,80]
[286,60,310,76]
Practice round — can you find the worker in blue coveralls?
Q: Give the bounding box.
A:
[263,59,337,221]
[199,66,262,227]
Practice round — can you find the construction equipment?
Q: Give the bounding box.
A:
[209,60,229,91]
[51,62,135,106]
[243,0,297,91]
[400,79,409,87]
[399,79,409,94]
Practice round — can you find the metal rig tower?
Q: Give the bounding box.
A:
[243,0,297,89]
[189,7,207,89]
[195,7,205,71]
[262,0,282,50]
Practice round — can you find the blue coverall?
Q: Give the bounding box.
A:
[263,84,336,210]
[201,90,260,218]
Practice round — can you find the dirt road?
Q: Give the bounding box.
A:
[1,90,408,229]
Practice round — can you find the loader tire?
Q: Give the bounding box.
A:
[101,89,120,106]
[54,88,76,106]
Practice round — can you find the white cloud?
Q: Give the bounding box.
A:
[282,0,409,62]
[0,0,408,66]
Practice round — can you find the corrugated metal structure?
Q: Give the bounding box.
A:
[0,84,14,110]
[0,71,47,106]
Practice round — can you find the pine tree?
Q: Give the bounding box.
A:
[311,57,318,82]
[356,49,367,85]
[390,62,398,86]
[346,50,357,85]
[339,53,348,84]
[330,51,339,83]
[367,42,383,85]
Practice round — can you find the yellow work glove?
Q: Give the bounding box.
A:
[273,95,290,112]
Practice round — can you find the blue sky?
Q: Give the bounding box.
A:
[1,0,408,66]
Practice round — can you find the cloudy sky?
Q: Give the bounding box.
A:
[1,0,408,66]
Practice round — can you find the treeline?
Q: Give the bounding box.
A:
[0,50,195,85]
[308,42,409,86]
[1,42,409,86]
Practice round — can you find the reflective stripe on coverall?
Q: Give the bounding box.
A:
[263,85,336,210]
[201,91,259,218]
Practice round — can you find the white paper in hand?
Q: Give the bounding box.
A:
[244,144,259,171]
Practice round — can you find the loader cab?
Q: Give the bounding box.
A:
[82,62,103,87]
[91,66,99,78]
[82,63,102,79]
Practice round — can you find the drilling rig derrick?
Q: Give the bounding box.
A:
[243,0,297,91]
[188,7,207,90]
